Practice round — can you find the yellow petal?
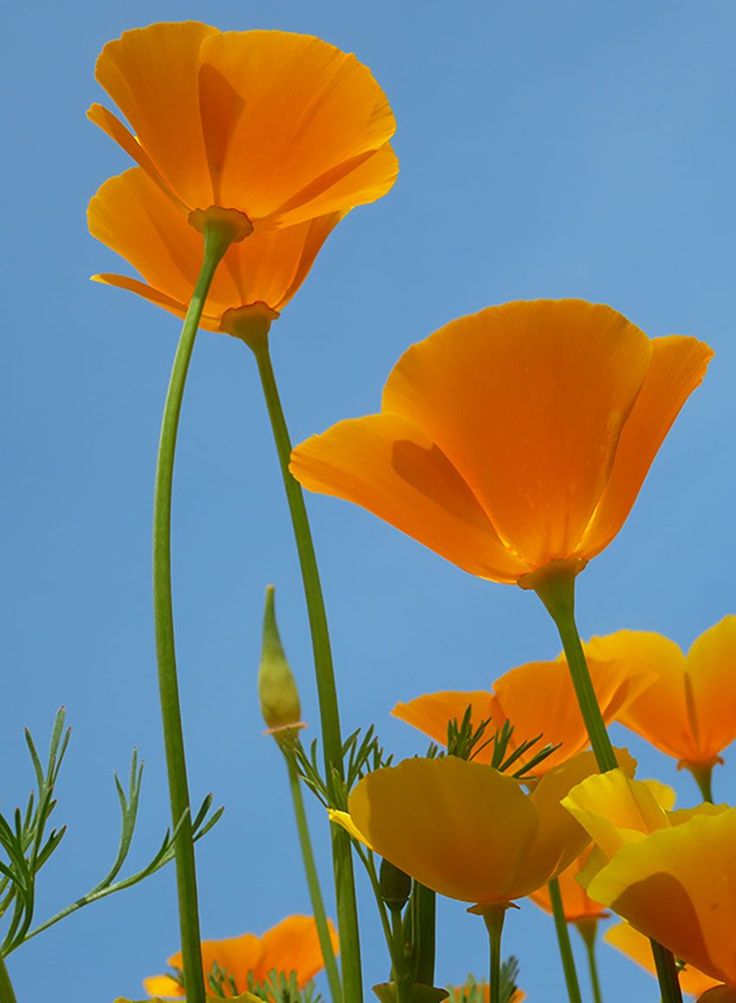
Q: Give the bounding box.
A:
[604,921,721,997]
[581,335,713,557]
[391,691,496,752]
[348,757,538,903]
[290,413,529,582]
[142,973,183,998]
[529,846,607,922]
[381,300,653,568]
[329,808,373,848]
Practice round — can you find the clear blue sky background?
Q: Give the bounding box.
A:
[2,2,736,1001]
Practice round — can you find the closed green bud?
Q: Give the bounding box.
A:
[258,586,303,736]
[379,858,412,913]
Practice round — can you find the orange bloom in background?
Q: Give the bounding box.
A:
[290,300,712,585]
[585,618,736,771]
[89,21,398,231]
[392,654,650,775]
[331,751,633,907]
[88,167,340,331]
[563,771,735,988]
[144,914,338,999]
[605,922,720,999]
[529,846,607,924]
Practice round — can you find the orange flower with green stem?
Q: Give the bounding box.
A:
[90,23,398,1003]
[584,617,736,801]
[291,298,711,1003]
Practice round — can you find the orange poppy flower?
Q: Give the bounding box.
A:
[88,167,341,333]
[290,300,712,584]
[143,914,338,999]
[330,751,632,907]
[563,771,735,988]
[528,847,607,924]
[604,922,720,998]
[89,22,398,231]
[585,618,736,773]
[392,655,649,775]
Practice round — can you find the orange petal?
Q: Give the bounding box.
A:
[348,757,539,904]
[92,273,220,331]
[381,300,653,569]
[94,21,217,208]
[683,615,736,767]
[581,334,713,557]
[529,846,608,922]
[391,691,496,751]
[290,413,529,581]
[604,921,721,997]
[198,30,397,221]
[257,915,338,987]
[587,811,736,985]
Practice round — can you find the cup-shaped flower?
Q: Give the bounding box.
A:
[89,22,398,231]
[88,167,341,333]
[144,914,338,998]
[330,752,616,907]
[392,654,649,775]
[563,771,735,987]
[604,921,720,998]
[290,300,712,584]
[528,847,607,924]
[585,617,736,772]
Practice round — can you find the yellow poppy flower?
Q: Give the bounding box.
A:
[89,22,398,231]
[585,618,736,772]
[528,847,607,923]
[330,751,630,906]
[604,922,720,998]
[144,914,338,999]
[88,167,341,332]
[563,771,735,987]
[392,654,649,775]
[290,300,712,584]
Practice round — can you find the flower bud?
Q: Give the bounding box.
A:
[258,586,303,737]
[379,858,412,913]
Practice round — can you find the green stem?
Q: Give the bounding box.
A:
[576,920,603,1003]
[651,940,684,1003]
[391,909,410,1003]
[412,884,436,987]
[687,762,714,803]
[482,906,507,1003]
[547,879,583,1003]
[152,219,236,1003]
[0,956,17,1003]
[285,759,343,1002]
[248,337,362,1000]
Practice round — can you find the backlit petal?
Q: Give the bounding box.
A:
[391,691,496,751]
[290,413,529,581]
[382,300,652,568]
[684,615,736,766]
[143,973,183,997]
[581,335,713,557]
[348,757,539,904]
[604,921,721,997]
[257,915,338,987]
[529,846,607,922]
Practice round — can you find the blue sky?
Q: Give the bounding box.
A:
[2,2,736,1000]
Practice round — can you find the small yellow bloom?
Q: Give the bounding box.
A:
[585,618,736,771]
[291,300,712,585]
[393,654,649,775]
[604,922,720,998]
[144,914,338,999]
[331,751,626,906]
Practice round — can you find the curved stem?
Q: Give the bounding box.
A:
[285,759,342,1002]
[0,956,17,1003]
[576,922,604,1003]
[247,337,362,1000]
[547,879,583,1003]
[482,906,507,1003]
[687,762,714,803]
[152,220,235,1003]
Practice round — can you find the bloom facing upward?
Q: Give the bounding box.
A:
[144,914,338,999]
[290,300,712,585]
[88,167,341,333]
[585,618,736,773]
[89,22,398,231]
[330,751,633,907]
[392,654,650,775]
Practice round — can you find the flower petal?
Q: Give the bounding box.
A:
[348,757,538,904]
[604,921,721,997]
[683,615,736,767]
[381,300,653,568]
[257,915,338,987]
[581,334,714,557]
[290,413,529,581]
[391,691,496,751]
[528,846,607,922]
[92,273,220,331]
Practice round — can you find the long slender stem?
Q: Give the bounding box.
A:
[152,220,235,1003]
[285,759,343,1002]
[651,941,684,1003]
[576,922,604,1003]
[248,337,362,1000]
[0,956,17,1003]
[547,879,583,1003]
[412,884,436,987]
[482,906,507,1003]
